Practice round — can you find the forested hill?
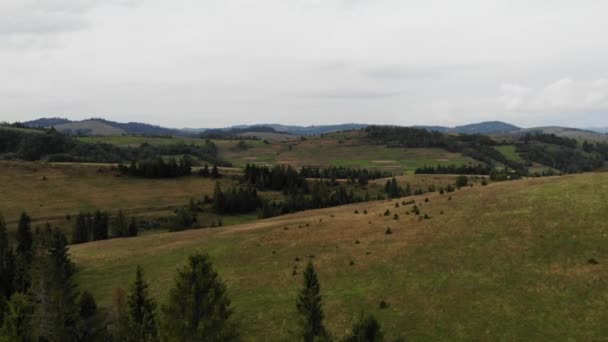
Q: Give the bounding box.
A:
[364,125,608,174]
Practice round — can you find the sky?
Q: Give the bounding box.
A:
[1,0,607,129]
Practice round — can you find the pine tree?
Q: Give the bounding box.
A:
[15,212,33,292]
[296,260,327,342]
[30,227,79,341]
[127,266,158,342]
[0,293,34,342]
[161,253,237,341]
[0,213,15,326]
[211,165,221,178]
[344,313,384,342]
[72,212,90,244]
[112,210,129,238]
[128,217,138,237]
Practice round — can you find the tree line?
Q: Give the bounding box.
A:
[118,157,193,178]
[300,166,391,185]
[72,210,138,244]
[0,128,225,165]
[414,163,492,175]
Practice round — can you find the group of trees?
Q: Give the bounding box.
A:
[415,163,492,175]
[0,212,103,340]
[299,166,391,185]
[243,164,307,192]
[197,163,221,178]
[212,183,261,215]
[72,210,138,244]
[118,157,193,178]
[384,178,412,199]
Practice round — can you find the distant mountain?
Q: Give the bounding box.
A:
[586,127,608,134]
[24,117,189,136]
[416,121,521,135]
[519,126,608,142]
[24,117,73,127]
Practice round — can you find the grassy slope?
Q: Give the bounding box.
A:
[71,172,608,340]
[0,161,234,226]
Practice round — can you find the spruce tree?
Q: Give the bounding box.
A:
[0,293,34,342]
[161,253,237,341]
[128,217,139,237]
[0,214,15,326]
[112,210,129,238]
[15,212,33,292]
[344,313,384,342]
[30,227,79,341]
[211,165,220,178]
[127,266,158,342]
[296,260,327,342]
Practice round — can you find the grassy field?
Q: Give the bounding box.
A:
[0,161,237,229]
[70,172,608,340]
[495,145,524,163]
[78,132,476,174]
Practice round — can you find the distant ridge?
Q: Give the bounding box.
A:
[416,121,521,135]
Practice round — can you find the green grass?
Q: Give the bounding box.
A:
[71,173,608,340]
[495,145,524,163]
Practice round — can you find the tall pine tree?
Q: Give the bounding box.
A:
[161,253,237,341]
[296,260,328,342]
[0,213,15,326]
[14,212,33,292]
[127,266,158,342]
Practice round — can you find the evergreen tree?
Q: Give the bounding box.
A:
[344,314,384,342]
[15,212,33,292]
[30,227,79,341]
[161,253,237,341]
[0,293,34,342]
[0,214,15,326]
[92,210,109,241]
[76,291,102,341]
[211,165,221,178]
[112,210,129,238]
[128,217,139,237]
[127,266,158,342]
[72,212,90,244]
[297,261,328,342]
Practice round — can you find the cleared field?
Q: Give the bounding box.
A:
[495,145,524,163]
[71,172,608,340]
[0,161,235,227]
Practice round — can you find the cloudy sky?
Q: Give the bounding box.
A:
[1,0,607,128]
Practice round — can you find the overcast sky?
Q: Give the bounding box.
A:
[1,0,607,128]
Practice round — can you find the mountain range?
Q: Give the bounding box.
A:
[22,117,608,141]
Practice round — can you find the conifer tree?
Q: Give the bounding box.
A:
[0,293,34,342]
[296,260,328,342]
[128,217,139,237]
[112,210,129,238]
[211,164,220,178]
[0,214,15,326]
[161,253,237,341]
[127,266,158,342]
[15,212,33,292]
[344,313,384,342]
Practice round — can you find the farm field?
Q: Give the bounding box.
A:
[70,172,608,340]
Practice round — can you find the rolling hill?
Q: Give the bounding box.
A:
[70,172,608,340]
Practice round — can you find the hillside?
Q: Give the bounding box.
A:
[71,172,608,340]
[520,126,608,142]
[54,120,127,135]
[416,121,521,134]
